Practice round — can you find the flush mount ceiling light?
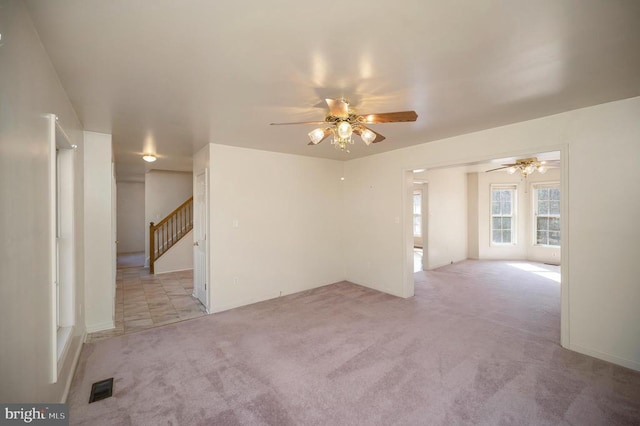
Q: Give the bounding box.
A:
[271,98,418,153]
[486,157,559,178]
[142,154,157,162]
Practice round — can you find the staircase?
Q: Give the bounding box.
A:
[149,197,193,274]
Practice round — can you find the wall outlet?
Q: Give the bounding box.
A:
[232,219,239,228]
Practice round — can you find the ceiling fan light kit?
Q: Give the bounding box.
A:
[490,157,555,178]
[360,128,376,145]
[308,128,326,145]
[272,98,418,153]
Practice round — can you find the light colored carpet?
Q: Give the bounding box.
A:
[68,261,640,425]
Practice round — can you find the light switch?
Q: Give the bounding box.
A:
[232,219,239,228]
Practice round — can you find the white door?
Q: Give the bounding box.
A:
[193,169,208,309]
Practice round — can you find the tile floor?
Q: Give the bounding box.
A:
[86,267,206,343]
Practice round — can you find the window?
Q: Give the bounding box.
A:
[491,186,516,244]
[413,191,421,237]
[534,185,560,246]
[49,114,76,382]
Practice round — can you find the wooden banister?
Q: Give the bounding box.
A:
[149,196,193,274]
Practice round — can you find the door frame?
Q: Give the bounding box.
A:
[401,144,569,348]
[193,168,210,312]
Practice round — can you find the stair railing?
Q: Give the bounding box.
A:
[149,196,193,274]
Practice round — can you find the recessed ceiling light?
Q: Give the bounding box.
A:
[413,169,425,173]
[142,154,157,162]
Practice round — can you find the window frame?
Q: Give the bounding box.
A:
[532,182,561,247]
[490,184,517,245]
[49,115,76,383]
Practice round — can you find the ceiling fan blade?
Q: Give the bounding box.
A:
[359,111,418,123]
[485,165,512,173]
[270,121,328,126]
[369,129,386,143]
[325,98,349,118]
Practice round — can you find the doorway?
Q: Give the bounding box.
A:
[403,147,568,347]
[412,180,428,272]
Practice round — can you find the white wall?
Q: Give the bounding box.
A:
[207,144,345,312]
[116,181,145,253]
[0,0,85,402]
[154,230,193,274]
[144,170,193,264]
[473,168,561,263]
[343,96,640,371]
[414,167,468,270]
[83,132,115,333]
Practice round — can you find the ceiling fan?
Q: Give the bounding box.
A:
[270,98,418,152]
[485,157,560,178]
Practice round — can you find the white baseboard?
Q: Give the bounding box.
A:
[210,281,348,314]
[210,293,283,314]
[86,321,114,333]
[334,279,405,299]
[155,267,193,275]
[569,343,640,372]
[60,331,86,403]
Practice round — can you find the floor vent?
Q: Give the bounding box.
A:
[89,378,114,403]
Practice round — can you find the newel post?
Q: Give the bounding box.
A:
[149,222,155,274]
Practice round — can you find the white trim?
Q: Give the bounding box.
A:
[86,321,115,333]
[155,267,194,275]
[49,114,78,384]
[569,343,640,372]
[48,114,57,384]
[210,281,403,314]
[560,145,570,348]
[56,326,73,362]
[60,331,86,403]
[193,168,210,310]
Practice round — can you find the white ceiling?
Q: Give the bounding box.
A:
[25,0,640,180]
